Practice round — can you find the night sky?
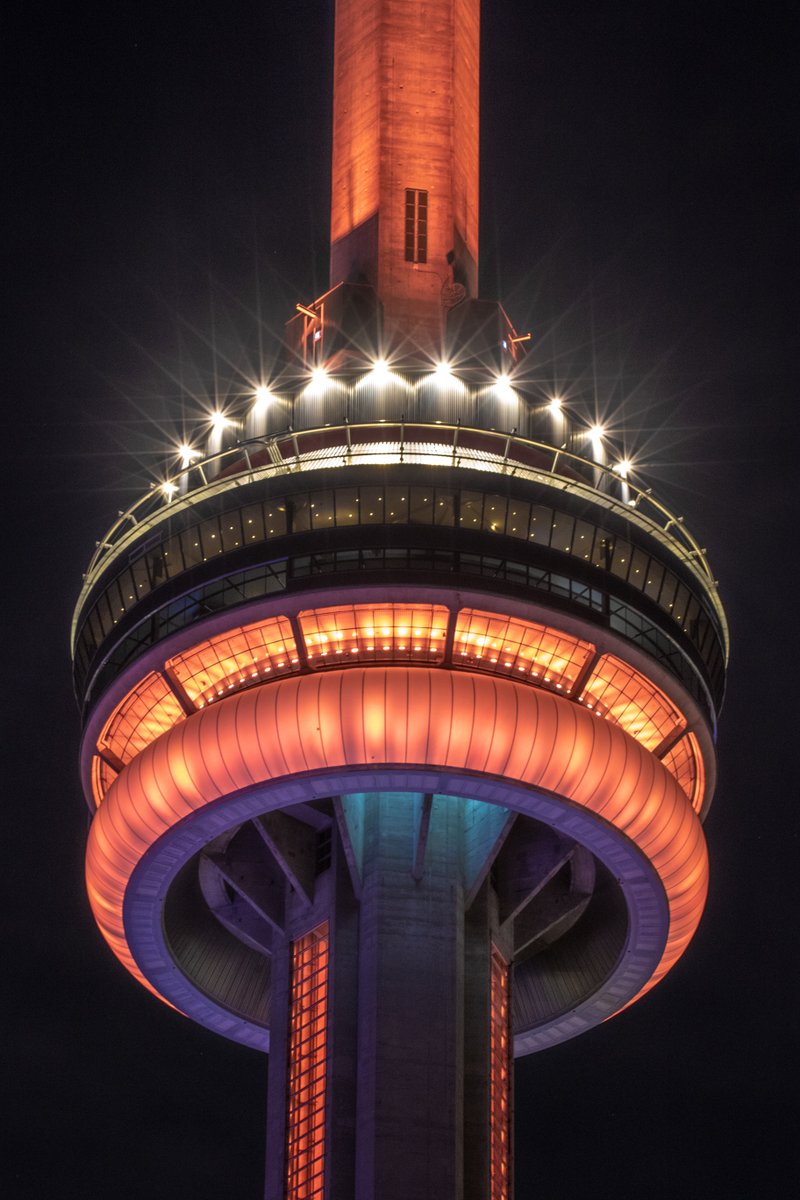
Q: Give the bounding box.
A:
[4,1,797,1197]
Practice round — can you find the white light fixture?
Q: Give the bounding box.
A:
[160,481,178,499]
[613,458,632,479]
[253,384,272,410]
[310,365,328,387]
[176,442,200,469]
[433,361,455,384]
[494,373,515,401]
[589,423,605,441]
[369,358,391,385]
[209,410,231,432]
[548,395,563,414]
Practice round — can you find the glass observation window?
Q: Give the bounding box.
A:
[299,604,449,666]
[454,610,594,694]
[166,616,299,708]
[97,671,186,767]
[579,654,686,751]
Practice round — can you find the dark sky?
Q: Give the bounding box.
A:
[4,1,797,1197]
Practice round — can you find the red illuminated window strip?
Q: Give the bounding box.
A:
[490,947,512,1200]
[286,923,329,1200]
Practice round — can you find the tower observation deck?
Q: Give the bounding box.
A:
[72,2,729,1198]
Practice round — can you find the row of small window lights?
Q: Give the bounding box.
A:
[80,484,715,664]
[91,604,705,813]
[159,370,633,498]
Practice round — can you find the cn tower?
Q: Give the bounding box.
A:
[72,2,729,1197]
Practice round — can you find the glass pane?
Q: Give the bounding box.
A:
[591,529,613,569]
[290,493,312,532]
[573,519,595,561]
[180,527,203,568]
[117,568,138,609]
[505,499,529,540]
[198,516,222,559]
[628,548,649,589]
[360,487,385,523]
[385,486,409,523]
[551,512,575,554]
[643,560,664,601]
[528,505,552,545]
[242,503,266,543]
[460,491,484,529]
[310,490,335,529]
[220,510,243,551]
[264,501,287,536]
[334,487,359,526]
[484,495,507,534]
[434,490,456,525]
[611,539,632,579]
[408,487,434,525]
[160,538,184,580]
[130,555,151,599]
[673,584,690,626]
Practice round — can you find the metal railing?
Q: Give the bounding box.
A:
[72,422,729,658]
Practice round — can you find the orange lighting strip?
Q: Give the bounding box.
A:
[86,668,708,1025]
[166,616,298,708]
[286,923,329,1200]
[98,671,186,767]
[454,609,593,693]
[89,608,706,812]
[490,948,512,1200]
[579,653,686,752]
[299,603,448,666]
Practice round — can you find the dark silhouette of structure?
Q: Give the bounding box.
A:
[72,2,728,1196]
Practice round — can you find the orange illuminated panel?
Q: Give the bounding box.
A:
[91,755,118,807]
[490,947,511,1200]
[97,671,185,766]
[579,654,686,752]
[454,609,593,694]
[286,923,329,1200]
[166,617,298,708]
[299,603,448,666]
[661,731,706,814]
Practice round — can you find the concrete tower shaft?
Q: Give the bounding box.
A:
[330,0,480,351]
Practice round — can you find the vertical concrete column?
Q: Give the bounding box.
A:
[354,792,466,1200]
[330,0,480,352]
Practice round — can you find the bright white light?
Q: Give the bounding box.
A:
[494,373,515,401]
[613,458,633,479]
[209,410,231,432]
[369,358,391,385]
[589,423,605,441]
[254,384,272,410]
[176,442,199,469]
[311,365,328,386]
[548,395,563,414]
[433,361,455,384]
[160,481,178,499]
